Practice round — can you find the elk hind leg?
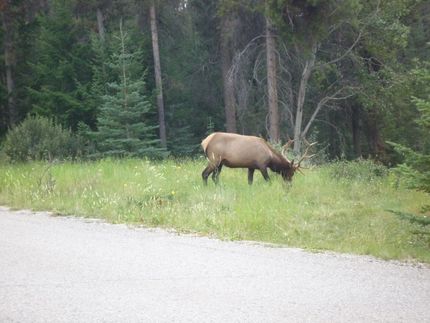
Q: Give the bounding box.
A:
[202,164,215,185]
[212,164,223,184]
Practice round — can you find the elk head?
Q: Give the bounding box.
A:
[281,139,316,181]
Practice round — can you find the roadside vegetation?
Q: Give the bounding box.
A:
[0,159,428,263]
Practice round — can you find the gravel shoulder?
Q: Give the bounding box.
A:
[1,206,429,323]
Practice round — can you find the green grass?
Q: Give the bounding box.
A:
[0,158,429,262]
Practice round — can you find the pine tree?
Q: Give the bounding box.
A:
[91,21,163,158]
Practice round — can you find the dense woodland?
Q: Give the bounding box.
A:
[0,0,429,164]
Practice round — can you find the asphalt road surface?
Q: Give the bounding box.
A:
[1,207,429,323]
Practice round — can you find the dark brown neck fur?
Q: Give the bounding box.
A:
[268,149,292,174]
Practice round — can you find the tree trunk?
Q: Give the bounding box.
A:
[1,11,17,126]
[351,105,362,158]
[327,110,340,158]
[149,2,167,148]
[265,17,279,142]
[293,45,317,154]
[365,109,385,161]
[220,13,237,133]
[96,7,105,41]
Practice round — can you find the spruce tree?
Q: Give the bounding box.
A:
[92,21,162,158]
[389,65,430,193]
[27,0,94,130]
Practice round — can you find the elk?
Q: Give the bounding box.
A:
[201,132,315,185]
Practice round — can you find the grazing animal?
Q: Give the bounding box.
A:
[201,132,314,185]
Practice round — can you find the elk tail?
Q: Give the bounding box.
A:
[201,133,216,157]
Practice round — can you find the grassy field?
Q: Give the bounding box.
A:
[0,158,429,262]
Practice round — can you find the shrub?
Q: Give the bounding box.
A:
[327,159,389,182]
[2,115,80,162]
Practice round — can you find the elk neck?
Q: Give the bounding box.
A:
[268,150,292,173]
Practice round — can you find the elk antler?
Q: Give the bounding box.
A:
[296,141,317,166]
[281,139,294,159]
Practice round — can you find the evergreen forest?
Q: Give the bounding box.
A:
[0,0,429,169]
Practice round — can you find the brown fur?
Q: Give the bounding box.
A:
[201,132,296,185]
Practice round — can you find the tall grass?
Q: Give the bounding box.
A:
[0,158,429,262]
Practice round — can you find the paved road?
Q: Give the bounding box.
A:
[0,207,429,323]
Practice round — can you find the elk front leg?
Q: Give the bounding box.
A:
[260,168,270,182]
[248,168,255,185]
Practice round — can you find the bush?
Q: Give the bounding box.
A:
[327,159,389,182]
[2,116,81,162]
